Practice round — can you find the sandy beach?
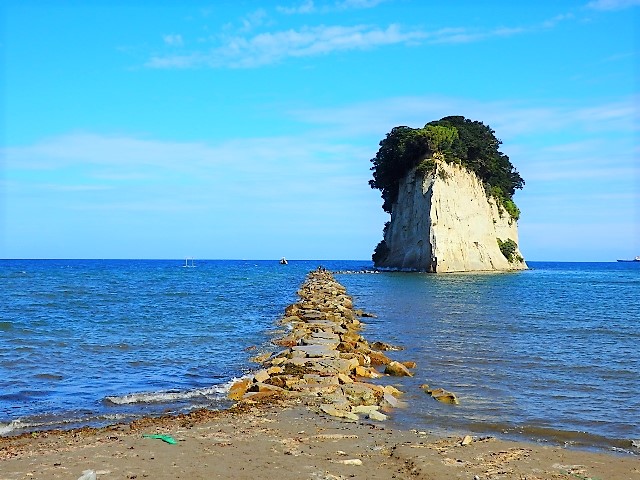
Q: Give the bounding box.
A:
[1,396,639,480]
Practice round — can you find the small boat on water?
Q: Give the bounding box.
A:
[183,257,195,267]
[280,257,288,265]
[617,256,640,262]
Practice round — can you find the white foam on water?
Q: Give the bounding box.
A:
[0,419,28,435]
[1,412,158,436]
[104,379,241,405]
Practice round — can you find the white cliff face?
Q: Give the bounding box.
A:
[377,161,527,272]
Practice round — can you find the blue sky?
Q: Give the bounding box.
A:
[1,0,638,261]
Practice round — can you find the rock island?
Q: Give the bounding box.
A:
[370,116,527,272]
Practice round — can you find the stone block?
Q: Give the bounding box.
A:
[384,361,413,377]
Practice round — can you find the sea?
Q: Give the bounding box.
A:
[0,259,638,455]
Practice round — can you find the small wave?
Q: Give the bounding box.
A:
[104,380,239,406]
[0,420,29,435]
[0,413,134,436]
[34,373,64,381]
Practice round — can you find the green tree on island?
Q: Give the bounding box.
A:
[369,115,524,218]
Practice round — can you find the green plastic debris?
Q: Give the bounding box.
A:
[142,434,178,444]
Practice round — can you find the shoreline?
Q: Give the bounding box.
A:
[2,269,639,478]
[2,395,639,479]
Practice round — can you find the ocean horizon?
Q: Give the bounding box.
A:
[1,259,638,455]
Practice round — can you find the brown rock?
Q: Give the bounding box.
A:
[434,392,459,405]
[228,379,250,400]
[342,332,363,343]
[248,382,286,393]
[355,365,382,379]
[303,374,339,386]
[322,392,352,410]
[273,335,298,347]
[401,361,417,369]
[341,383,380,406]
[284,304,300,317]
[340,353,370,367]
[253,369,271,383]
[250,352,272,363]
[428,388,460,405]
[384,361,413,377]
[336,342,355,353]
[305,357,358,375]
[383,385,403,397]
[371,341,403,351]
[242,390,281,401]
[291,345,339,358]
[281,315,301,323]
[320,404,359,421]
[368,351,391,366]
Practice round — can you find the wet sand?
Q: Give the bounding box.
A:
[1,397,639,480]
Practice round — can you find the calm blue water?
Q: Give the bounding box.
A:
[0,260,638,454]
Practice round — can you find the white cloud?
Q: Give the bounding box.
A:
[239,9,269,32]
[277,0,316,14]
[3,132,367,196]
[277,0,384,14]
[425,26,527,44]
[146,9,581,70]
[163,34,184,46]
[334,0,386,10]
[3,129,382,259]
[541,13,574,28]
[586,0,640,10]
[147,24,427,69]
[288,95,639,141]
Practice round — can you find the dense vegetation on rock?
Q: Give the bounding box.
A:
[497,238,523,263]
[369,116,524,217]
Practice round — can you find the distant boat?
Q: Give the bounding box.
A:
[280,257,288,265]
[183,257,195,268]
[617,256,640,262]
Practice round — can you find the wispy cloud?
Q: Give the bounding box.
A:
[3,130,380,257]
[335,0,386,9]
[289,94,639,140]
[426,26,527,44]
[163,34,184,46]
[278,0,317,14]
[3,132,366,190]
[239,9,269,32]
[586,0,640,10]
[277,0,385,15]
[147,24,427,69]
[146,7,582,70]
[146,21,541,70]
[541,13,574,28]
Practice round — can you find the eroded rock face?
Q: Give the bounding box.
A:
[376,161,527,272]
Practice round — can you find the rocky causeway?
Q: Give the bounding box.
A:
[228,268,459,418]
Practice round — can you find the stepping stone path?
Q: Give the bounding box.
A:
[228,269,411,422]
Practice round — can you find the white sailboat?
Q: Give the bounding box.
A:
[183,257,195,268]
